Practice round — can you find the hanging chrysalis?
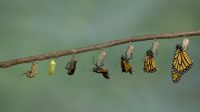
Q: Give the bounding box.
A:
[23,62,37,78]
[65,55,77,75]
[152,40,159,55]
[126,43,134,60]
[182,37,189,51]
[120,42,134,74]
[97,50,106,67]
[49,59,56,75]
[93,49,110,79]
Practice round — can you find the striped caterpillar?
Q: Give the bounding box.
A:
[25,62,37,78]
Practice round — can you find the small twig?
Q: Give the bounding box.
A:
[0,30,200,68]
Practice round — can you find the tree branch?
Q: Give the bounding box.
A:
[1,30,200,68]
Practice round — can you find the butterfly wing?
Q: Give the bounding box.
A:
[121,57,134,74]
[121,59,126,72]
[125,62,134,74]
[144,56,158,73]
[171,69,183,83]
[100,69,110,79]
[102,73,110,79]
[172,47,193,74]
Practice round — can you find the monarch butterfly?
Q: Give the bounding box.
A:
[171,69,183,83]
[93,50,110,79]
[143,50,159,73]
[119,43,134,74]
[25,62,37,78]
[93,66,110,79]
[152,40,159,55]
[65,55,77,75]
[121,55,133,74]
[182,37,189,51]
[49,59,56,75]
[172,44,193,74]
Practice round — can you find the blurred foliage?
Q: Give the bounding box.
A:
[0,0,200,112]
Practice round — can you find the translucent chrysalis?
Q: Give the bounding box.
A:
[65,55,77,75]
[49,59,56,75]
[126,43,134,60]
[152,40,159,55]
[182,37,189,51]
[97,50,106,67]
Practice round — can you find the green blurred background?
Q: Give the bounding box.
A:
[0,0,200,112]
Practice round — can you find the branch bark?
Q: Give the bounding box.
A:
[1,30,200,68]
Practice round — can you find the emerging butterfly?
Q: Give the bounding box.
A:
[65,55,77,75]
[93,50,110,79]
[121,55,134,74]
[23,62,37,78]
[171,69,184,83]
[93,66,110,79]
[143,50,159,73]
[172,44,193,74]
[120,43,134,74]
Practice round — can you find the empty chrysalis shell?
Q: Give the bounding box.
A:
[49,59,56,75]
[152,40,159,55]
[182,38,189,51]
[126,43,134,60]
[97,50,106,67]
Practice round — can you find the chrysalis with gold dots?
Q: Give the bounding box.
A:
[49,59,56,75]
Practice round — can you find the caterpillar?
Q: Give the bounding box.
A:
[25,62,37,78]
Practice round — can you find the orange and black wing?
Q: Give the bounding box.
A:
[172,44,193,74]
[171,69,183,83]
[121,60,126,72]
[144,50,158,73]
[121,56,133,74]
[100,68,110,79]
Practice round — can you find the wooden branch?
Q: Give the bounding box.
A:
[1,30,200,68]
